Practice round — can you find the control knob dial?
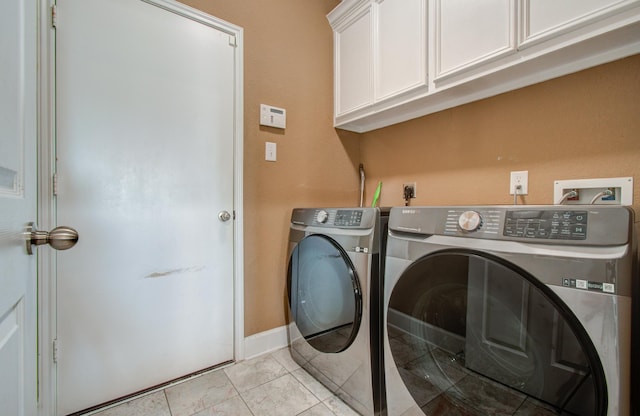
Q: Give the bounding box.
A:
[458,210,482,232]
[316,210,329,224]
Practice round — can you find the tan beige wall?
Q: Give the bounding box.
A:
[360,55,640,219]
[180,0,640,338]
[180,0,357,336]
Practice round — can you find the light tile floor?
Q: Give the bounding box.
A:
[90,348,359,416]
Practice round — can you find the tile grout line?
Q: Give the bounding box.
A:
[233,354,336,416]
[162,389,173,416]
[227,375,254,416]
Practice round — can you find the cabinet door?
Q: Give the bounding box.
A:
[375,0,427,101]
[335,6,373,116]
[434,0,515,80]
[521,0,635,46]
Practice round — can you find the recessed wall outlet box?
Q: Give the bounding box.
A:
[265,142,277,161]
[403,182,416,199]
[509,171,528,195]
[260,104,286,129]
[553,177,633,205]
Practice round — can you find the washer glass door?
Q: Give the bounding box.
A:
[288,234,362,353]
[387,249,606,416]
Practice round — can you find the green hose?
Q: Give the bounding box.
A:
[371,181,382,208]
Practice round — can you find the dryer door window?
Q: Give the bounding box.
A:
[387,249,606,416]
[288,234,362,353]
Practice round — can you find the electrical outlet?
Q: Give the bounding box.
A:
[403,182,416,199]
[510,171,528,195]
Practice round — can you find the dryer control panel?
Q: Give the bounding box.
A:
[334,210,364,226]
[291,207,377,229]
[313,209,363,227]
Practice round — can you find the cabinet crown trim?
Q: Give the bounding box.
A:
[328,0,371,28]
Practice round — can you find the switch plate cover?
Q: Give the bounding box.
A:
[265,142,276,161]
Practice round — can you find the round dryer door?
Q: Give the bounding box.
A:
[387,249,606,416]
[288,234,362,353]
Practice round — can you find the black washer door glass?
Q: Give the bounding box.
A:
[387,250,606,416]
[288,235,362,353]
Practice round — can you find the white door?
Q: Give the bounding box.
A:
[54,0,238,413]
[0,1,38,415]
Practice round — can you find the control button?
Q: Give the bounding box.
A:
[316,210,329,224]
[458,211,482,232]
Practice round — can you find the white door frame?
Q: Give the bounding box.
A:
[35,1,244,414]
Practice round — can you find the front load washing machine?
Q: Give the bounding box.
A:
[287,207,388,415]
[383,206,636,416]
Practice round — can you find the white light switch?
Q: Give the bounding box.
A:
[265,142,277,161]
[260,104,286,129]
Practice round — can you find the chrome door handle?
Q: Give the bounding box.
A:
[26,222,79,255]
[218,211,232,222]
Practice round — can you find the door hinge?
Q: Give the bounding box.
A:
[51,5,57,29]
[228,34,236,47]
[52,339,59,363]
[53,173,58,196]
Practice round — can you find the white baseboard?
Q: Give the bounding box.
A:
[243,325,289,360]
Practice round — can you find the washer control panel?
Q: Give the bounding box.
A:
[504,210,588,240]
[390,206,631,246]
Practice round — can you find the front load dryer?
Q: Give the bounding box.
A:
[383,206,636,416]
[287,207,388,415]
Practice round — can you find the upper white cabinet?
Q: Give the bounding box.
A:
[376,0,427,100]
[328,0,640,132]
[334,4,373,115]
[521,0,634,46]
[434,0,515,81]
[329,0,427,119]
